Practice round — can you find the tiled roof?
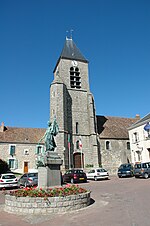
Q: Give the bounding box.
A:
[128,113,150,130]
[0,115,139,143]
[0,126,45,144]
[97,115,139,139]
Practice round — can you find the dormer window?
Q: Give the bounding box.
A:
[70,67,81,89]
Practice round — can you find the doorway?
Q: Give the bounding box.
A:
[24,162,28,173]
[73,152,84,168]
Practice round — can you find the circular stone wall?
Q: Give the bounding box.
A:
[4,192,91,214]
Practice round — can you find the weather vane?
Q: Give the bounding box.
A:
[66,29,74,40]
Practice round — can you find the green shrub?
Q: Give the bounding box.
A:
[0,159,10,174]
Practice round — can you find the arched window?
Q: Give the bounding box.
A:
[76,140,79,149]
[127,142,130,150]
[70,67,81,89]
[106,141,110,150]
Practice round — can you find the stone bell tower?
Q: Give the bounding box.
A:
[50,37,99,170]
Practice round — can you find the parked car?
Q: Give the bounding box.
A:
[63,169,87,183]
[18,172,38,187]
[86,168,109,181]
[117,163,134,178]
[0,173,18,189]
[134,162,150,179]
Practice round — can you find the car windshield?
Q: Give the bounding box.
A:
[2,174,16,179]
[119,164,131,169]
[74,170,83,174]
[97,169,107,172]
[134,164,141,169]
[28,173,38,177]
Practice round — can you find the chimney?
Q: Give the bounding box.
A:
[0,122,5,132]
[135,114,140,120]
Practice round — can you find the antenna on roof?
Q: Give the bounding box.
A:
[66,29,73,40]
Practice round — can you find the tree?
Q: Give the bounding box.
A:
[0,159,10,174]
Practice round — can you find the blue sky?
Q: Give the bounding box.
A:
[0,0,150,128]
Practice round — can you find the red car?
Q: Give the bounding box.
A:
[63,169,87,184]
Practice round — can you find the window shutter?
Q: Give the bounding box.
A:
[42,146,44,154]
[15,159,18,169]
[35,146,39,154]
[10,146,15,155]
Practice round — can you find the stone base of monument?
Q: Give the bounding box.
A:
[38,152,63,188]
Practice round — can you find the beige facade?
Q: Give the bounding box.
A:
[128,113,150,164]
[0,125,45,174]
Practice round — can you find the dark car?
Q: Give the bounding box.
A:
[134,162,150,179]
[117,163,134,178]
[63,169,87,184]
[18,172,38,187]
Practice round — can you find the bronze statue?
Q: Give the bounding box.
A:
[36,117,59,167]
[39,117,59,152]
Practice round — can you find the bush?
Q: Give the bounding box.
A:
[9,184,88,197]
[0,159,10,174]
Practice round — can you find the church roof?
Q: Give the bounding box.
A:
[0,125,45,144]
[60,38,88,62]
[53,38,88,73]
[0,115,139,143]
[97,115,139,139]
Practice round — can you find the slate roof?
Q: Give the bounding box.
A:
[128,113,150,130]
[54,38,88,73]
[0,126,45,144]
[97,115,139,139]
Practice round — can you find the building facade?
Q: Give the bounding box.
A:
[128,113,150,164]
[0,122,45,174]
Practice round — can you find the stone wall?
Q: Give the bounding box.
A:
[100,138,131,175]
[5,192,91,214]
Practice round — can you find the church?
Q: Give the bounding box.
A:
[0,37,139,174]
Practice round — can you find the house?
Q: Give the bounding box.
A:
[0,122,45,173]
[128,113,150,164]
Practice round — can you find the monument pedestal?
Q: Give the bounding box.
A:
[38,152,63,188]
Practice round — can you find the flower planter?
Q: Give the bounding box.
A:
[4,191,91,214]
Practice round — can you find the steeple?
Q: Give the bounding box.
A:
[61,38,88,62]
[54,38,88,73]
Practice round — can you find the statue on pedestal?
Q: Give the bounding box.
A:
[36,117,59,167]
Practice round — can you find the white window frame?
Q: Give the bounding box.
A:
[8,157,18,170]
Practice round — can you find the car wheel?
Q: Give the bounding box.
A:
[94,176,97,181]
[144,173,149,179]
[70,178,74,184]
